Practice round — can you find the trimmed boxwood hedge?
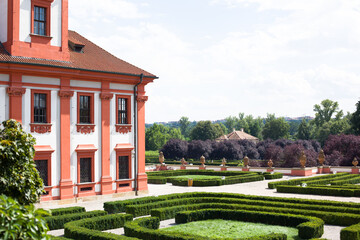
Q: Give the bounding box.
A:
[124,216,287,240]
[263,172,283,180]
[268,173,349,189]
[341,222,360,240]
[64,213,137,240]
[175,209,324,239]
[48,206,85,216]
[276,185,360,197]
[46,210,107,230]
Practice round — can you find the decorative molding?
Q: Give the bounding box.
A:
[115,124,132,134]
[7,87,26,96]
[58,90,74,98]
[136,95,148,103]
[100,92,113,100]
[76,124,95,134]
[30,123,52,134]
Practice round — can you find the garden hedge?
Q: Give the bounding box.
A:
[124,216,287,240]
[276,185,360,197]
[341,222,360,240]
[175,209,324,239]
[263,172,283,180]
[48,206,85,216]
[46,210,107,230]
[64,213,137,240]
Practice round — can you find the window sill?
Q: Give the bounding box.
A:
[76,124,95,134]
[30,34,52,45]
[76,182,96,197]
[30,123,52,134]
[115,124,132,134]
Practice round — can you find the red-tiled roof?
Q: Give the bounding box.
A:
[0,30,156,78]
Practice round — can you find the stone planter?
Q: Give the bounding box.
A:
[291,168,313,176]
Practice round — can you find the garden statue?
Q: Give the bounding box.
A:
[318,149,325,166]
[299,151,306,168]
[200,155,206,167]
[181,158,187,166]
[267,159,273,168]
[159,151,165,165]
[221,158,227,167]
[353,157,358,167]
[243,156,249,168]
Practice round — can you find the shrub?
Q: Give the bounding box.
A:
[161,139,188,160]
[0,119,44,204]
[187,140,212,159]
[48,206,85,216]
[0,195,50,240]
[276,185,356,197]
[324,134,360,166]
[341,222,360,240]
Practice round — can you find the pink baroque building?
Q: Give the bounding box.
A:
[0,0,157,202]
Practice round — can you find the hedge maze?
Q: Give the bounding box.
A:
[269,172,360,197]
[49,192,360,240]
[147,169,282,186]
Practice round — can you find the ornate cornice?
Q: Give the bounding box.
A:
[30,123,52,134]
[7,87,26,97]
[100,93,114,100]
[115,124,132,134]
[58,90,74,98]
[136,95,148,103]
[76,124,95,134]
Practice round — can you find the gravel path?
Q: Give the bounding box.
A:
[45,175,357,239]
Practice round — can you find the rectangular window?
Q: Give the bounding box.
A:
[118,156,129,179]
[118,98,128,124]
[34,93,47,123]
[80,158,92,183]
[79,95,91,124]
[34,6,46,36]
[35,159,49,186]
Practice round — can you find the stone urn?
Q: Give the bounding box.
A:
[243,156,249,168]
[181,158,187,166]
[299,151,307,168]
[159,151,165,165]
[353,158,359,167]
[221,158,227,167]
[267,159,273,168]
[318,149,325,166]
[200,155,206,167]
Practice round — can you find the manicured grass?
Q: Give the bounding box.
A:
[169,175,223,181]
[159,219,299,239]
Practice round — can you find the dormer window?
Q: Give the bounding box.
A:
[34,6,46,36]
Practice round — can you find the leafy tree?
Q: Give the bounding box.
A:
[351,100,360,134]
[178,116,191,138]
[161,139,188,160]
[0,195,50,239]
[0,119,44,205]
[145,123,184,151]
[262,116,290,140]
[235,113,250,133]
[313,99,342,127]
[247,116,263,139]
[297,118,311,140]
[224,116,237,133]
[190,121,223,141]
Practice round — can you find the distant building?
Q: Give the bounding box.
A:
[217,128,259,143]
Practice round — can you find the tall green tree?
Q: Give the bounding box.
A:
[190,121,224,141]
[236,113,250,133]
[224,116,237,133]
[178,116,191,138]
[297,118,311,140]
[313,99,342,127]
[145,123,184,151]
[351,100,360,135]
[0,119,44,205]
[262,116,290,140]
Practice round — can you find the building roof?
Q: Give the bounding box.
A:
[217,129,259,141]
[0,31,157,78]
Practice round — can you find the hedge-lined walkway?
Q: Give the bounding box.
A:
[43,176,360,240]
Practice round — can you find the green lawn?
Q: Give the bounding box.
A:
[159,219,300,239]
[169,175,223,181]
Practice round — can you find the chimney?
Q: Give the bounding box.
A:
[241,128,244,132]
[233,128,236,132]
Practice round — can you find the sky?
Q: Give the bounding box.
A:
[68,0,360,123]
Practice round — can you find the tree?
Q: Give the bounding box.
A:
[145,123,184,151]
[351,100,360,134]
[297,118,311,140]
[179,116,191,138]
[161,139,188,159]
[0,119,44,205]
[313,99,342,127]
[224,116,237,133]
[262,117,290,140]
[190,121,223,141]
